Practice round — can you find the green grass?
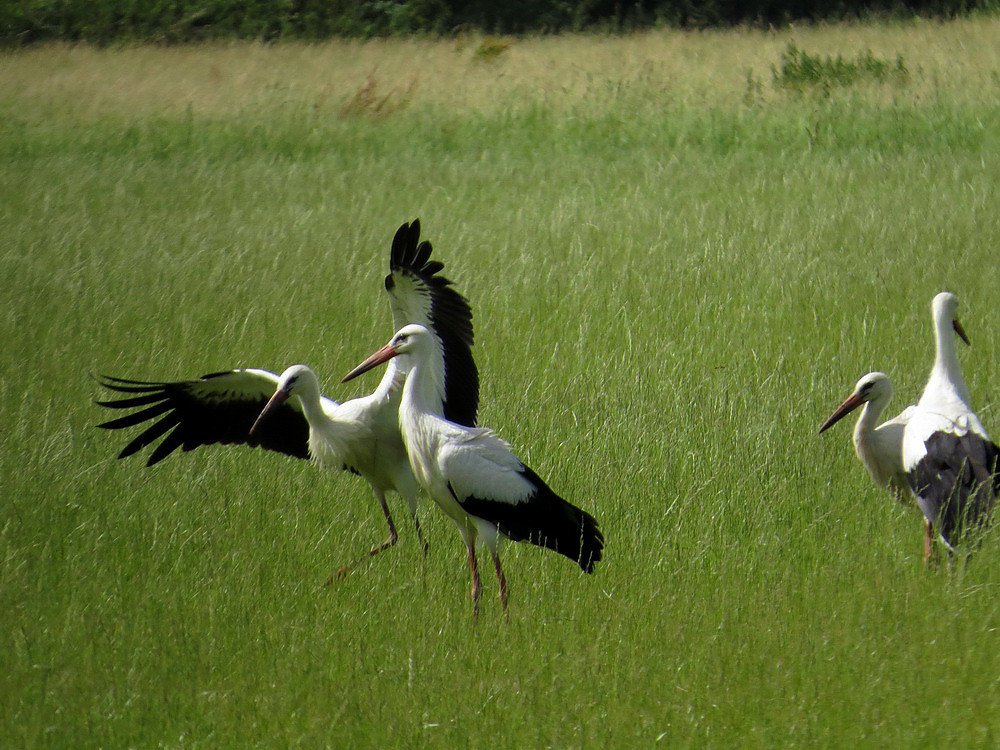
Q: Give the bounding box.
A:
[4,19,1000,747]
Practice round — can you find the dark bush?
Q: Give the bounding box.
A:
[772,42,910,92]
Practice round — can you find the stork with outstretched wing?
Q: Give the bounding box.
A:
[96,220,478,576]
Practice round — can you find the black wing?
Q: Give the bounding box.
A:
[911,430,1000,545]
[95,369,310,466]
[385,219,479,427]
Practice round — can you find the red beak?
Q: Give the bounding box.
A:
[250,389,289,436]
[819,391,865,434]
[342,343,399,383]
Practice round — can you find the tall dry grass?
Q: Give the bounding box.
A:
[3,17,1000,123]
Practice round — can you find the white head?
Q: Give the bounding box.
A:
[249,365,319,436]
[932,291,970,345]
[819,372,893,434]
[275,364,319,396]
[341,324,436,383]
[933,291,957,319]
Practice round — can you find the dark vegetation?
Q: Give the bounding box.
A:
[771,42,910,91]
[2,0,998,45]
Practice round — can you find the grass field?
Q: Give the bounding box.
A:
[4,17,1000,747]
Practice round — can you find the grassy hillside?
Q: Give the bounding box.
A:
[3,19,1000,747]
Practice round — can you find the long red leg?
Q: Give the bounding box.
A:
[467,541,481,617]
[923,519,934,566]
[490,549,509,617]
[412,514,429,558]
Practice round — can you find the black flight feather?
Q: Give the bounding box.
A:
[94,372,310,466]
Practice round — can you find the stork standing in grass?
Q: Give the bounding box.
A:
[341,323,604,615]
[902,292,999,554]
[96,220,478,576]
[818,372,935,558]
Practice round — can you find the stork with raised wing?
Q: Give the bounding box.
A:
[902,292,999,553]
[96,220,478,576]
[342,323,604,615]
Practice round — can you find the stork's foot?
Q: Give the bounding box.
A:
[367,535,398,558]
[323,533,398,585]
[324,567,352,586]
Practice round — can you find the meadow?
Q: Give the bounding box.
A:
[3,17,1000,747]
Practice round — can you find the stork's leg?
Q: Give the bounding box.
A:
[411,513,429,558]
[369,490,399,557]
[489,548,509,617]
[326,490,398,584]
[923,519,933,565]
[467,541,481,617]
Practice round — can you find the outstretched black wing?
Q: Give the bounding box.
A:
[95,369,311,466]
[385,219,479,427]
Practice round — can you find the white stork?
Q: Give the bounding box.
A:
[902,291,1000,552]
[818,372,935,559]
[341,323,604,615]
[96,220,479,576]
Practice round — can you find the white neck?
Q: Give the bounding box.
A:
[400,356,446,423]
[293,372,328,426]
[853,398,884,441]
[373,359,407,403]
[921,311,971,407]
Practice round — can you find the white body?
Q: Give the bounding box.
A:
[398,357,532,553]
[293,365,421,518]
[854,400,915,502]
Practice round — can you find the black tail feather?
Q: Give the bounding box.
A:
[912,431,1000,546]
[457,465,604,573]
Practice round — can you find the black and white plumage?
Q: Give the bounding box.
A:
[383,220,478,427]
[342,323,603,615]
[96,369,311,464]
[96,220,478,571]
[902,292,999,551]
[818,372,936,559]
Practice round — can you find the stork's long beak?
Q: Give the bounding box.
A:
[953,318,970,346]
[250,389,289,436]
[819,391,865,434]
[342,343,399,383]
